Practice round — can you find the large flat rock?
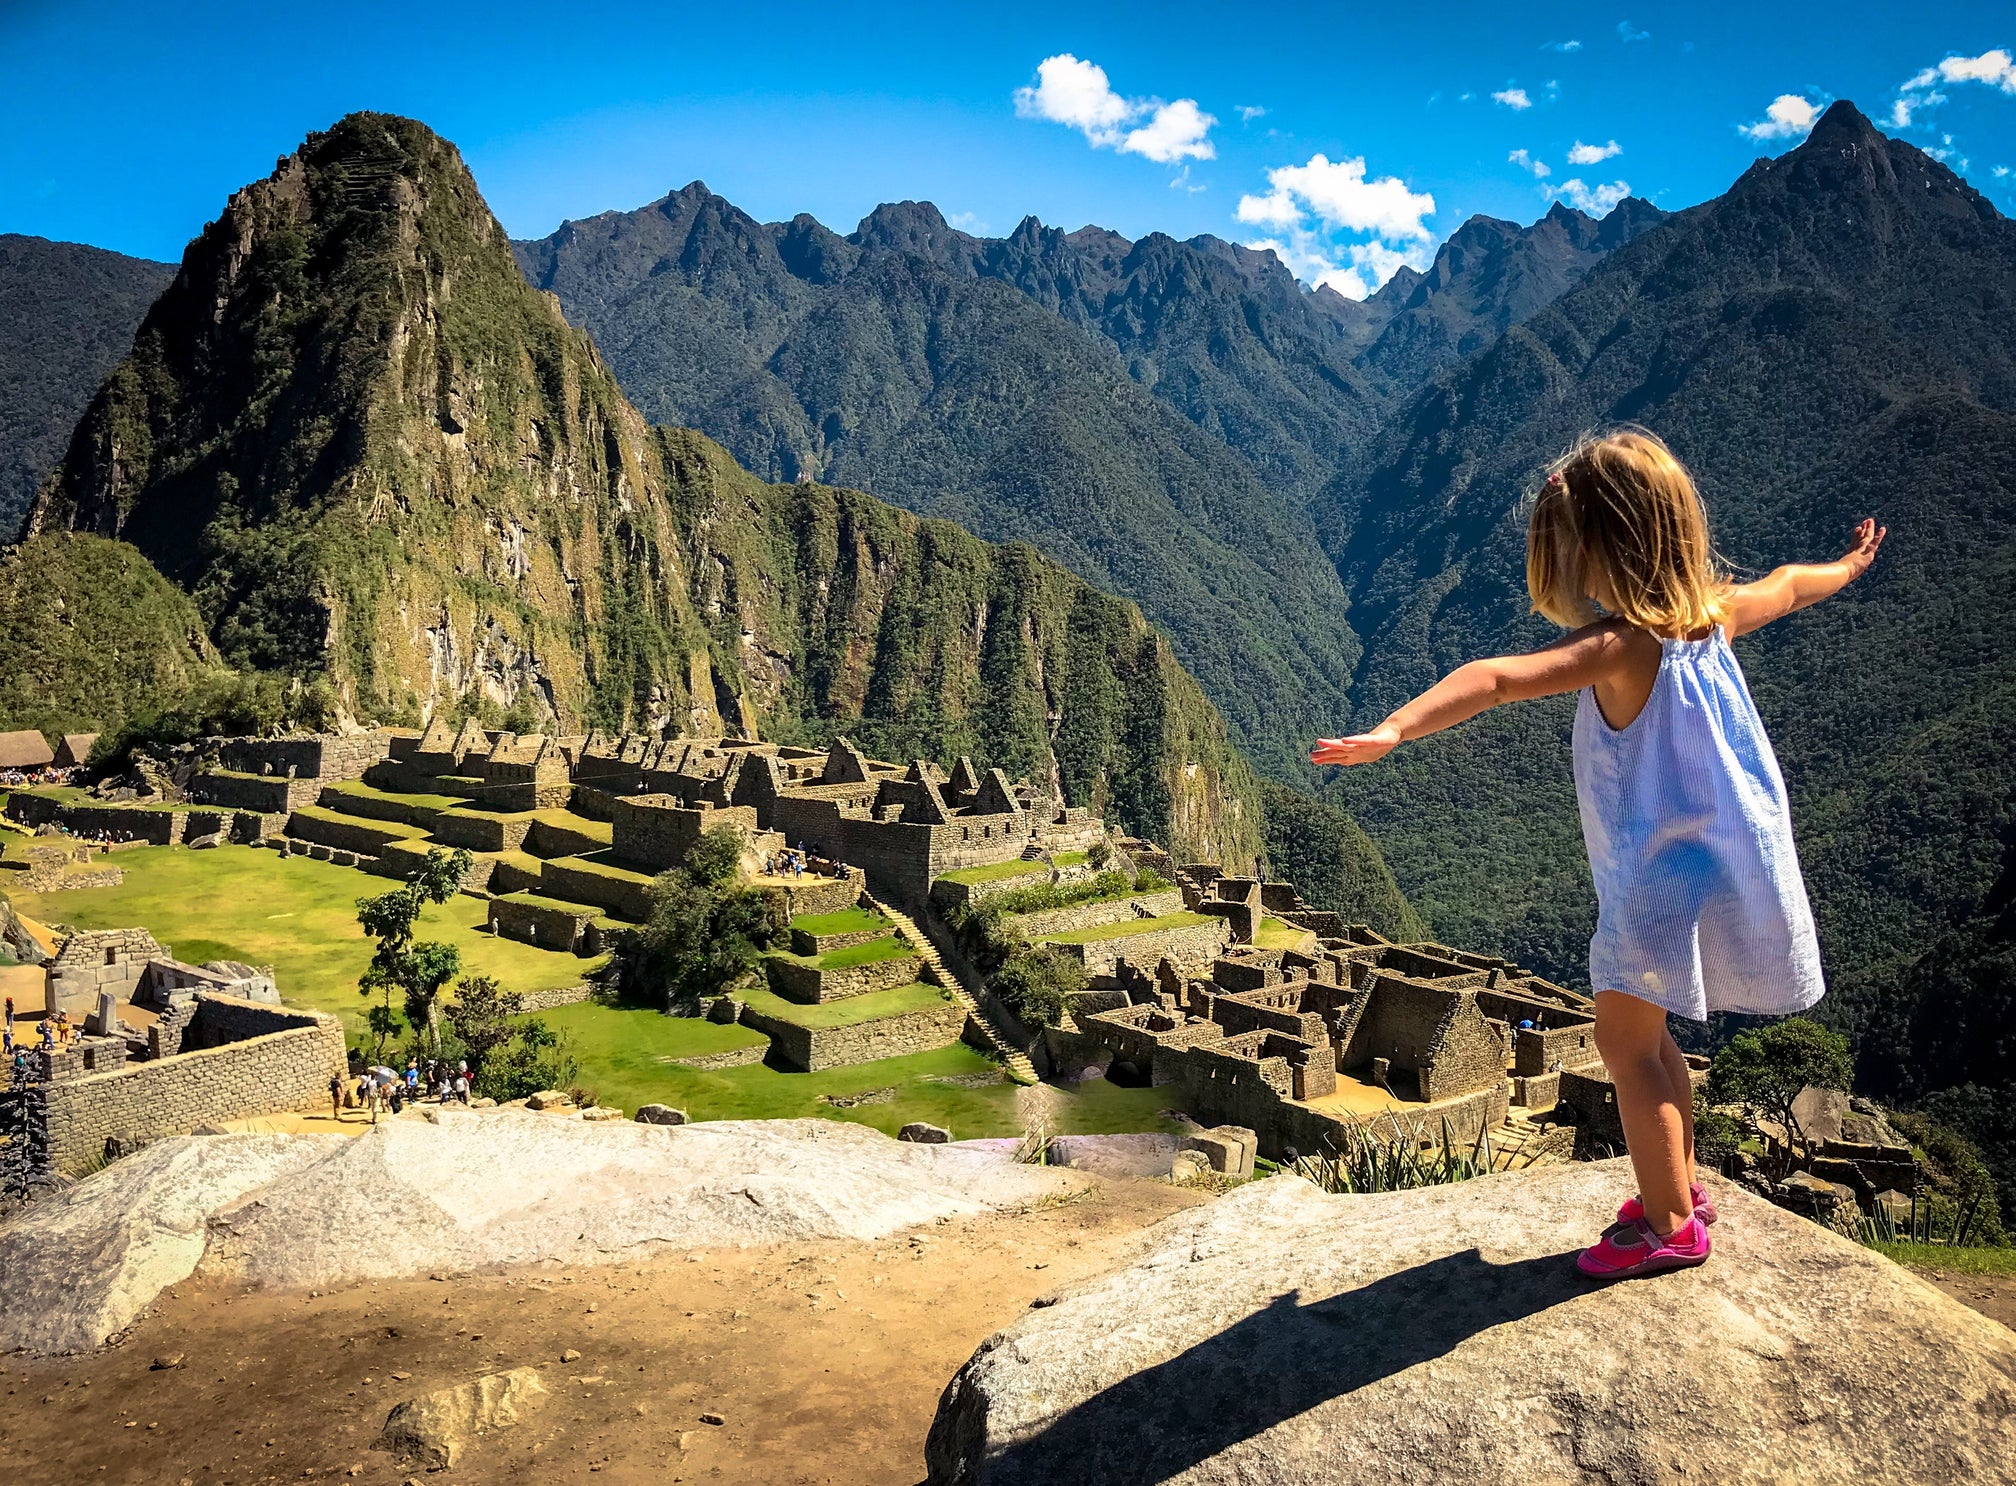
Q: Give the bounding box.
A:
[204,1110,1078,1289]
[0,1112,1077,1354]
[0,1133,345,1353]
[927,1160,2016,1485]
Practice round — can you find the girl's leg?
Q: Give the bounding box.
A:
[1593,991,1692,1235]
[1657,1027,1697,1188]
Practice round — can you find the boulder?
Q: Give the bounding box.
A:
[635,1104,688,1126]
[525,1089,573,1111]
[707,996,742,1025]
[925,1160,2016,1486]
[377,1366,546,1469]
[1181,1127,1256,1180]
[186,832,224,850]
[899,1122,952,1144]
[580,1105,624,1122]
[1791,1085,1851,1146]
[1168,1150,1211,1182]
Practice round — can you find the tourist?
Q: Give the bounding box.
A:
[406,1059,420,1093]
[1314,429,1883,1281]
[452,1071,469,1104]
[329,1073,343,1121]
[4,995,13,1037]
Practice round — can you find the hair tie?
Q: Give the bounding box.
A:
[1544,471,1565,491]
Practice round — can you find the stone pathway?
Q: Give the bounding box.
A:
[864,893,1038,1084]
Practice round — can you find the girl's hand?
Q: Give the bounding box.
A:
[1841,517,1886,580]
[1311,724,1401,766]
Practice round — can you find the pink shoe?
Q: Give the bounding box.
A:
[1577,1215,1711,1280]
[1617,1181,1718,1228]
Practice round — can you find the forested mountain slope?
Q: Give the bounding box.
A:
[0,235,173,537]
[513,189,1655,773]
[15,110,1386,879]
[1317,102,2016,1064]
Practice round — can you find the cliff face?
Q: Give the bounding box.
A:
[20,113,1264,865]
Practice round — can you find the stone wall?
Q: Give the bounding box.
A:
[612,797,758,872]
[430,810,532,852]
[489,896,598,954]
[763,948,921,1005]
[3,796,188,845]
[741,996,967,1071]
[25,996,345,1175]
[540,859,654,922]
[285,809,419,856]
[1045,917,1230,978]
[218,733,390,782]
[789,923,888,956]
[191,771,321,812]
[314,786,448,830]
[513,984,596,1014]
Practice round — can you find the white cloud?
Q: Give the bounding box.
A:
[1493,87,1533,110]
[1551,178,1632,215]
[1740,94,1820,141]
[1544,39,1582,53]
[1237,104,1267,122]
[1237,151,1438,298]
[1245,231,1434,300]
[1568,138,1622,164]
[946,210,988,233]
[1509,148,1552,179]
[1994,164,2012,178]
[1236,153,1436,239]
[1458,91,1475,103]
[1122,97,1217,163]
[1014,54,1216,162]
[1893,49,2016,129]
[1618,20,1651,42]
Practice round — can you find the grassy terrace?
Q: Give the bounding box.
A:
[493,890,603,916]
[766,935,915,971]
[3,843,596,1040]
[935,850,1088,888]
[530,807,612,841]
[288,803,429,839]
[322,779,471,812]
[1873,1242,2016,1277]
[554,849,655,883]
[790,905,887,937]
[740,981,948,1029]
[535,1001,1185,1136]
[1036,910,1214,945]
[1254,916,1319,951]
[12,785,191,812]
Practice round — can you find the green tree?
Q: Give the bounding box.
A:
[989,945,1087,1030]
[445,974,523,1080]
[1709,1017,1855,1172]
[473,1016,578,1103]
[357,847,473,1049]
[611,825,785,1011]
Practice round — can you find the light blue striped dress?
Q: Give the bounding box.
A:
[1572,627,1825,1020]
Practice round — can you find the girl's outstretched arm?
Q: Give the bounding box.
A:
[1723,518,1885,638]
[1312,621,1653,766]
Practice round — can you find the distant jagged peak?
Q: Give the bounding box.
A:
[849,199,972,260]
[1803,97,1882,149]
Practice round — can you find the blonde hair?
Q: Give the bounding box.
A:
[1526,427,1729,636]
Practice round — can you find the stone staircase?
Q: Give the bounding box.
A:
[864,893,1037,1085]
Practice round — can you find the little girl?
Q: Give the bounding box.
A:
[1313,428,1884,1279]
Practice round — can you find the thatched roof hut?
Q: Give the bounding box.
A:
[0,731,54,769]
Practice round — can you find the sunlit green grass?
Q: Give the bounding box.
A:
[1036,910,1214,944]
[538,999,1188,1136]
[739,981,947,1029]
[1873,1242,2016,1276]
[6,842,595,1040]
[790,906,886,936]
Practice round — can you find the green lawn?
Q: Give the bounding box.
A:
[1037,911,1214,945]
[556,849,655,884]
[767,935,915,971]
[7,843,597,1040]
[740,981,947,1029]
[790,905,887,936]
[1874,1242,2016,1276]
[535,1000,1190,1137]
[529,808,612,842]
[289,803,430,840]
[493,890,601,915]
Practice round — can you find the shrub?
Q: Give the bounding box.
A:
[988,945,1086,1029]
[1708,1017,1853,1172]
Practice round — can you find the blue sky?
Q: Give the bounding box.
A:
[3,1,2012,296]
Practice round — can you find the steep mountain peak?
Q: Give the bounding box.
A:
[1804,98,1882,149]
[850,200,974,266]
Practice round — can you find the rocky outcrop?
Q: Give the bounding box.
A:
[926,1160,2016,1485]
[0,1133,344,1354]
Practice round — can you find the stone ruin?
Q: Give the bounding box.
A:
[2,924,342,1191]
[1058,876,1612,1160]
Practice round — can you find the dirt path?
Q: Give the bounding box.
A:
[1913,1268,2016,1332]
[0,1178,1206,1485]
